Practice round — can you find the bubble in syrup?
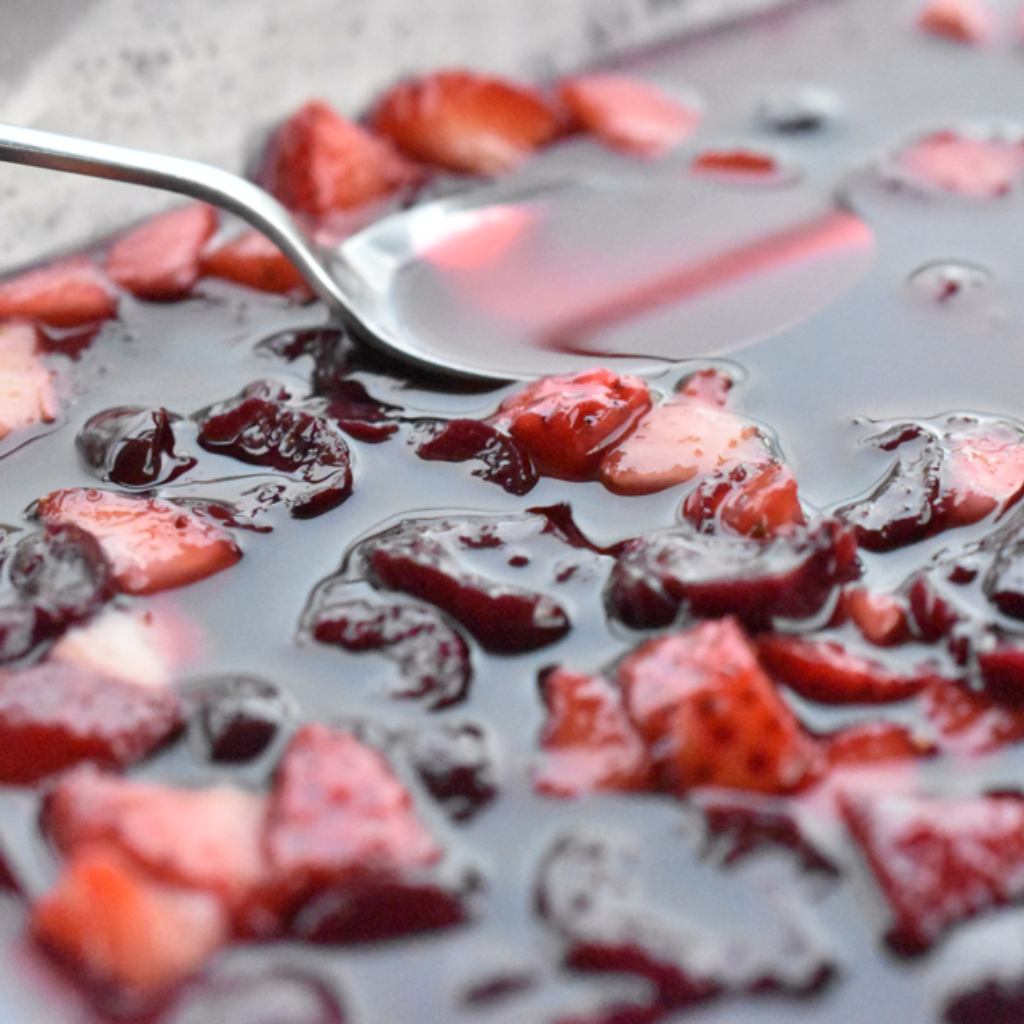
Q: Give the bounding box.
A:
[755,85,842,134]
[908,260,993,304]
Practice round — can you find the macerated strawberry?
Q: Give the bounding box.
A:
[200,229,313,299]
[34,488,242,595]
[841,791,1024,954]
[104,204,219,302]
[691,148,782,178]
[923,676,1024,754]
[0,662,181,785]
[45,768,268,922]
[616,617,822,795]
[915,0,995,44]
[371,69,563,175]
[599,392,774,497]
[51,604,200,690]
[837,587,911,647]
[261,99,419,218]
[534,667,654,797]
[823,720,935,766]
[265,723,441,896]
[491,368,652,481]
[32,844,228,998]
[0,257,117,329]
[757,634,935,704]
[938,423,1024,526]
[681,463,805,539]
[892,130,1024,198]
[0,321,57,440]
[558,73,700,158]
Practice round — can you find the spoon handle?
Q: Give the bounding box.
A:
[0,121,350,315]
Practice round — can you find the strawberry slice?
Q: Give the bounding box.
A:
[0,321,57,440]
[599,388,775,497]
[916,0,995,44]
[265,723,442,894]
[558,73,700,158]
[690,147,785,179]
[491,367,652,481]
[200,229,313,299]
[835,587,911,647]
[937,421,1024,526]
[260,99,419,220]
[841,791,1024,954]
[32,844,228,998]
[45,768,268,923]
[681,463,806,540]
[51,604,201,690]
[823,721,934,767]
[34,488,242,595]
[0,662,181,785]
[534,667,654,797]
[616,617,822,795]
[892,130,1024,198]
[104,204,219,302]
[756,634,936,704]
[923,676,1024,754]
[0,257,117,329]
[371,69,563,175]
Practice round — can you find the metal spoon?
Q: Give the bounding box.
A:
[0,121,874,383]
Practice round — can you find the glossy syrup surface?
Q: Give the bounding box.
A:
[5,2,1024,1023]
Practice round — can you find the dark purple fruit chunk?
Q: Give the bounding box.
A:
[76,406,195,488]
[303,580,472,709]
[324,380,398,443]
[291,879,467,945]
[184,675,295,763]
[946,978,1024,1024]
[361,517,571,654]
[607,519,858,631]
[412,418,538,496]
[403,722,498,822]
[163,969,346,1024]
[9,523,113,629]
[196,381,353,518]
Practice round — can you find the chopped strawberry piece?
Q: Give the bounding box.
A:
[104,204,219,302]
[837,587,911,647]
[45,769,268,923]
[558,73,700,158]
[916,0,995,44]
[200,229,313,299]
[534,668,654,797]
[923,677,1024,754]
[905,573,962,642]
[977,637,1024,705]
[841,791,1024,953]
[0,321,57,440]
[691,148,783,178]
[677,367,733,408]
[259,100,419,219]
[892,130,1024,198]
[0,662,181,785]
[616,617,822,795]
[35,488,242,595]
[32,844,228,998]
[0,257,117,329]
[51,604,200,690]
[757,634,935,704]
[681,463,805,539]
[265,723,441,894]
[823,720,935,766]
[371,69,563,175]
[599,391,774,497]
[938,423,1024,525]
[491,368,652,481]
